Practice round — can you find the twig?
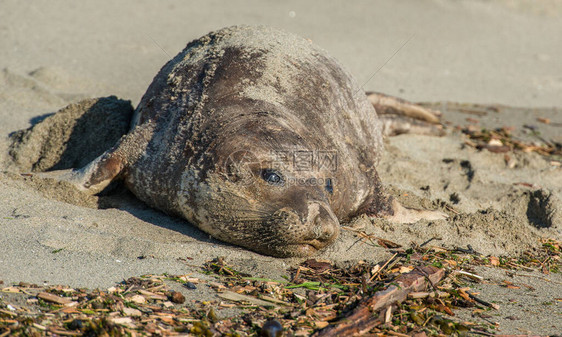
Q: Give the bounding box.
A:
[386,331,410,337]
[468,293,500,310]
[419,237,438,248]
[453,245,479,255]
[456,270,483,281]
[369,253,398,283]
[422,313,434,327]
[342,226,378,251]
[0,309,17,317]
[467,329,495,336]
[415,266,441,292]
[445,204,460,214]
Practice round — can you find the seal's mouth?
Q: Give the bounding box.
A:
[285,240,326,257]
[250,239,329,258]
[302,239,325,250]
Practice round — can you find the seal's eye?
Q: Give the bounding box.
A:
[325,178,333,194]
[261,169,284,186]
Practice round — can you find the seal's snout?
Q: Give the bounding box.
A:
[312,212,339,242]
[306,202,340,246]
[262,201,340,257]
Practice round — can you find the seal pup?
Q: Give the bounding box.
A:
[47,25,445,257]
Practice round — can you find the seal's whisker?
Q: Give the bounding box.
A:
[212,207,276,216]
[212,214,285,224]
[235,209,273,215]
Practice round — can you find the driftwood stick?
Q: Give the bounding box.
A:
[467,292,500,310]
[313,266,445,337]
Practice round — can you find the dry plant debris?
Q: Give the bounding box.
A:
[1,238,560,336]
[460,125,561,159]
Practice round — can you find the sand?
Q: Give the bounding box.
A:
[0,0,561,334]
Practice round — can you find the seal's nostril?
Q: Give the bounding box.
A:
[305,201,339,244]
[312,213,339,242]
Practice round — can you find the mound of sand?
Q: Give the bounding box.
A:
[6,96,133,172]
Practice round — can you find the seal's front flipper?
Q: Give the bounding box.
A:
[33,120,153,195]
[33,120,155,194]
[366,92,444,136]
[35,150,125,195]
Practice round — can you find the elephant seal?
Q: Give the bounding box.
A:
[54,25,445,257]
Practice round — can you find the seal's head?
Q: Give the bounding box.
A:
[179,117,341,257]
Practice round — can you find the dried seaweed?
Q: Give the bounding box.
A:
[1,238,559,336]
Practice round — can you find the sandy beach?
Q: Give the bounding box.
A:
[1,0,561,334]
